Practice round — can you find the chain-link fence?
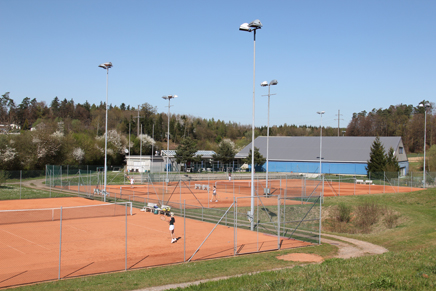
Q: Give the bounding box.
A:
[1,168,321,288]
[1,166,429,288]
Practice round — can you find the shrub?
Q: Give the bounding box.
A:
[354,201,381,233]
[384,208,400,229]
[326,203,354,233]
[337,202,352,223]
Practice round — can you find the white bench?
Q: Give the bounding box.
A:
[202,184,209,191]
[355,179,364,184]
[141,203,158,212]
[365,180,373,185]
[195,184,200,189]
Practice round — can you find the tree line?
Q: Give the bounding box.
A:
[0,92,433,170]
[346,101,433,153]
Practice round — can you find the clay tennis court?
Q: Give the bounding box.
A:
[85,178,423,208]
[0,197,310,288]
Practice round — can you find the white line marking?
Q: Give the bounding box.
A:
[1,229,50,250]
[7,244,26,254]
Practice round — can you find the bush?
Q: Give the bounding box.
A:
[384,208,400,229]
[354,201,381,233]
[337,202,352,223]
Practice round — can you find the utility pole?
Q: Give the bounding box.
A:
[134,105,144,136]
[335,110,343,137]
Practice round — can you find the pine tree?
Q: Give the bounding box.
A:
[174,137,200,167]
[366,136,386,179]
[213,140,236,166]
[385,147,400,179]
[243,147,266,171]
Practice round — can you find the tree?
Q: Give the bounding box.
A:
[366,136,386,179]
[243,147,266,171]
[174,137,200,167]
[213,139,236,166]
[385,147,400,179]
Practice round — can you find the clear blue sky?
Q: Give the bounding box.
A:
[1,0,435,128]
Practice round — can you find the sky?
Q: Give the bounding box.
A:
[1,0,435,129]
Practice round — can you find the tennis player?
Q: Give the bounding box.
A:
[211,185,218,202]
[169,213,176,243]
[130,177,134,188]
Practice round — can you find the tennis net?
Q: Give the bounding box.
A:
[0,202,132,225]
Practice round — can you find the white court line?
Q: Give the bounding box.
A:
[0,229,50,250]
[7,244,26,254]
[130,222,168,234]
[0,240,26,254]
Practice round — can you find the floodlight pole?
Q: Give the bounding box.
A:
[251,30,256,231]
[98,62,112,202]
[240,20,262,231]
[261,80,278,194]
[151,123,154,173]
[163,95,177,186]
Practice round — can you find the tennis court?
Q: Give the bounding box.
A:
[0,197,311,288]
[88,178,423,209]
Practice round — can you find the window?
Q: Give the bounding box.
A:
[399,147,404,154]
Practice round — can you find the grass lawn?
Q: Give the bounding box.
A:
[4,186,436,290]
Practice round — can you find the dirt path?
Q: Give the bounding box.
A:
[134,234,388,291]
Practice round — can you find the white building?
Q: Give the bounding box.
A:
[125,155,165,173]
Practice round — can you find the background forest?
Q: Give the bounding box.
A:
[0,92,433,170]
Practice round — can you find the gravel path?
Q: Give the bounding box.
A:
[134,232,388,291]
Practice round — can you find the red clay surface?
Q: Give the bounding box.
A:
[277,253,324,263]
[84,179,423,208]
[0,197,310,288]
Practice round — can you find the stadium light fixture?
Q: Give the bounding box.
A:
[239,19,262,231]
[98,62,112,202]
[419,102,430,188]
[162,95,178,191]
[261,80,278,195]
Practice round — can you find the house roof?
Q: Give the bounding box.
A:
[235,136,406,163]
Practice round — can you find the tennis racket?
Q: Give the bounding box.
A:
[160,215,167,221]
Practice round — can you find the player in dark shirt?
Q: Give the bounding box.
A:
[169,213,176,243]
